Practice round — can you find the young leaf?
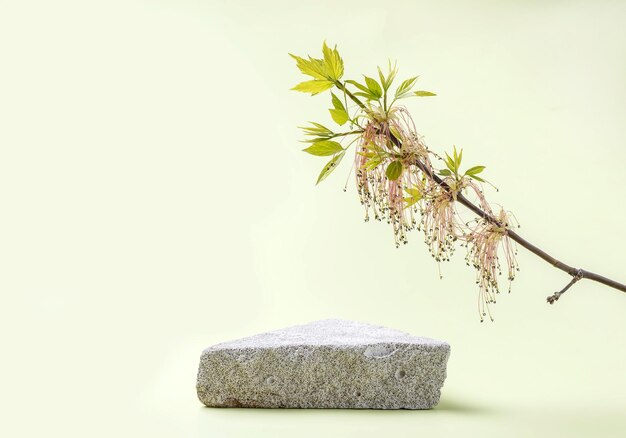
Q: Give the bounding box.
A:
[469,174,486,182]
[389,125,402,141]
[403,187,423,207]
[378,63,398,92]
[322,41,344,81]
[331,92,346,112]
[395,77,418,99]
[346,80,378,100]
[310,122,332,131]
[404,198,419,207]
[465,165,486,176]
[345,79,370,93]
[453,146,463,169]
[378,60,398,92]
[354,91,379,100]
[444,153,457,173]
[386,160,403,181]
[364,76,383,99]
[377,66,387,91]
[302,140,344,156]
[414,90,436,97]
[404,187,422,198]
[362,141,384,153]
[316,151,346,184]
[288,54,327,80]
[364,155,383,171]
[301,137,331,144]
[291,80,334,95]
[329,108,349,125]
[438,169,452,177]
[308,56,326,76]
[329,93,349,124]
[299,122,333,137]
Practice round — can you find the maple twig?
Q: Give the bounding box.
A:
[327,73,626,303]
[547,270,584,304]
[381,104,626,300]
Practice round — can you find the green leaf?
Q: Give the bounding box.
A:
[362,141,384,153]
[404,187,421,197]
[389,125,402,141]
[465,165,486,176]
[329,108,349,125]
[364,155,382,171]
[354,92,378,99]
[438,169,452,177]
[377,66,387,92]
[378,60,398,92]
[364,76,383,99]
[403,187,423,208]
[301,137,331,144]
[414,90,436,97]
[453,146,463,169]
[469,174,486,182]
[299,122,333,137]
[288,53,327,80]
[329,93,348,125]
[395,77,418,99]
[385,160,403,181]
[331,92,346,112]
[303,140,344,156]
[444,153,456,173]
[346,80,378,101]
[291,79,334,95]
[322,41,344,81]
[317,151,346,184]
[308,57,326,76]
[346,79,370,93]
[404,197,419,207]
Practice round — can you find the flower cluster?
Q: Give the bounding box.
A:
[291,42,520,320]
[464,208,519,321]
[355,107,433,247]
[353,107,519,320]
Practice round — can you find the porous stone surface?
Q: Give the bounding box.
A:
[196,319,450,409]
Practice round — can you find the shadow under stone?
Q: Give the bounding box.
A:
[434,396,495,414]
[199,395,495,414]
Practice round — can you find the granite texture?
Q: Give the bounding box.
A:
[196,319,450,409]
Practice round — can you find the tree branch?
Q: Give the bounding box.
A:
[547,270,584,304]
[339,81,626,300]
[414,156,626,296]
[397,114,626,299]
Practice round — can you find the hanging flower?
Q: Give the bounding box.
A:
[465,208,519,321]
[355,107,433,247]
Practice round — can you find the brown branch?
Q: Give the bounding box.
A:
[547,270,584,304]
[395,117,626,298]
[339,82,626,300]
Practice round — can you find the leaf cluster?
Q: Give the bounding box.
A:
[345,64,436,114]
[298,121,348,184]
[290,42,437,185]
[289,42,344,95]
[438,146,486,183]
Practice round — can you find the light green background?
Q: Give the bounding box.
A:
[1,1,625,437]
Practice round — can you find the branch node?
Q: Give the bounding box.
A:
[546,269,584,305]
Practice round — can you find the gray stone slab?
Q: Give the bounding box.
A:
[196,319,450,409]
